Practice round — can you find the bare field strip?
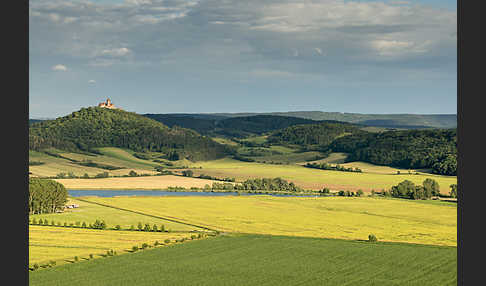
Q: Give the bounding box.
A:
[54,175,224,190]
[81,196,457,246]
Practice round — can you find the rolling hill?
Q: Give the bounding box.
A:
[29,107,232,161]
[143,114,320,138]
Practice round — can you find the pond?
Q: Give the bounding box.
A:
[68,190,318,198]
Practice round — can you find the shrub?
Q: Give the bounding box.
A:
[132,246,138,252]
[357,190,364,197]
[160,225,165,232]
[154,241,159,246]
[129,170,138,177]
[368,234,378,242]
[51,220,55,226]
[57,222,61,226]
[33,263,39,270]
[32,218,37,225]
[63,222,68,227]
[82,222,87,228]
[191,235,197,240]
[75,221,81,227]
[130,225,135,231]
[49,260,56,266]
[114,225,121,230]
[144,224,151,232]
[142,243,149,249]
[137,222,143,231]
[164,239,171,244]
[38,218,43,225]
[89,254,94,259]
[74,256,79,262]
[152,224,158,232]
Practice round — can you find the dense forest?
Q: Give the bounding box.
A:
[29,107,232,161]
[29,178,68,214]
[144,114,319,138]
[267,121,365,149]
[327,129,457,175]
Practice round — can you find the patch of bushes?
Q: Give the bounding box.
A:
[368,234,378,242]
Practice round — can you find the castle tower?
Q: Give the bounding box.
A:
[98,98,118,109]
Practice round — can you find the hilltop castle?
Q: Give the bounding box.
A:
[98,98,120,109]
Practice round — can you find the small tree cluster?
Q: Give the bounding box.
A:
[390,179,440,200]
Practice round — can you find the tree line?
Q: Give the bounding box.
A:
[304,162,362,173]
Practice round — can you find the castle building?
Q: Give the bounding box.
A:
[98,98,119,109]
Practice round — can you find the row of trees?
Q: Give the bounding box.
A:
[28,178,68,215]
[234,177,302,192]
[304,162,362,173]
[30,218,169,232]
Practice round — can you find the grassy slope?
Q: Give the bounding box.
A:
[29,234,457,286]
[189,158,457,193]
[29,148,160,177]
[29,147,195,177]
[82,196,456,246]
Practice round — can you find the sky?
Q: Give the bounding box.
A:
[29,0,457,118]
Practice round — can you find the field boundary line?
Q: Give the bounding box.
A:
[74,198,220,232]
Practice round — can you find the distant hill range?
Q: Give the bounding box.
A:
[142,111,456,136]
[200,112,457,129]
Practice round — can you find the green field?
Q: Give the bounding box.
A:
[29,234,457,286]
[80,196,456,246]
[189,158,457,193]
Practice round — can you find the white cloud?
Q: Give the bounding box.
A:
[101,47,131,57]
[314,48,323,55]
[88,79,96,84]
[51,64,68,71]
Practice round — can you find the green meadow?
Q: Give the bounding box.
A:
[29,234,457,286]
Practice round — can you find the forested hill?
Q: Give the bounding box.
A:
[143,114,319,138]
[29,107,232,161]
[267,121,366,148]
[328,129,457,175]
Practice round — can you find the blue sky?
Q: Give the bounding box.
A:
[29,0,457,118]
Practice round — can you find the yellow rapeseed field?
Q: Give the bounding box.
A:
[189,158,457,193]
[29,225,196,266]
[82,196,457,247]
